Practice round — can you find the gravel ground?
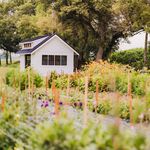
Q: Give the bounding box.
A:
[23,99,149,141]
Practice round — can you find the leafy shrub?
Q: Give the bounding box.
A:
[70,73,85,91]
[29,119,147,150]
[48,72,69,89]
[119,102,130,120]
[6,68,43,90]
[110,48,150,70]
[55,75,68,89]
[116,75,128,93]
[48,71,59,88]
[49,61,150,96]
[88,100,112,115]
[97,100,112,115]
[0,105,30,150]
[0,85,149,149]
[131,73,148,95]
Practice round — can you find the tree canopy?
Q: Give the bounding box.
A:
[0,0,149,64]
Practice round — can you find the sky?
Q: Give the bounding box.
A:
[119,32,149,51]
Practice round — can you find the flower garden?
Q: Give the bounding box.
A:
[1,61,150,149]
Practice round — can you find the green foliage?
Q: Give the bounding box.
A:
[119,102,130,120]
[48,61,150,96]
[30,121,79,150]
[0,0,149,64]
[13,115,145,150]
[110,48,150,70]
[6,68,43,90]
[97,100,112,115]
[0,112,148,150]
[48,72,69,89]
[54,75,68,89]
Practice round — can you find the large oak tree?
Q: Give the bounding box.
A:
[52,0,150,60]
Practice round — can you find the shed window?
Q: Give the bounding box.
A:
[55,55,61,65]
[42,55,67,66]
[24,43,31,48]
[49,55,54,65]
[61,56,67,65]
[42,55,48,65]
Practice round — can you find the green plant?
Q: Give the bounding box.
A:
[6,68,43,90]
[119,102,130,120]
[97,100,112,115]
[48,71,59,88]
[110,48,150,70]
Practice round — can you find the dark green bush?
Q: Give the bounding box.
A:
[110,48,150,70]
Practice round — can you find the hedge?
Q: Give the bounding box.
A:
[110,48,150,70]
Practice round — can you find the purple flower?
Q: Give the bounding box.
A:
[45,103,49,107]
[79,102,83,107]
[51,112,55,115]
[42,101,49,107]
[59,101,63,105]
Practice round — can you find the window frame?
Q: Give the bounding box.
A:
[42,55,48,65]
[49,55,55,65]
[42,55,67,66]
[55,55,61,66]
[24,43,32,48]
[61,55,67,66]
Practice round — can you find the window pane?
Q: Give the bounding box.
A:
[61,56,67,65]
[24,43,31,48]
[55,55,60,65]
[49,55,54,65]
[42,55,48,65]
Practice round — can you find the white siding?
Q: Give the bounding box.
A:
[31,36,74,76]
[20,55,25,71]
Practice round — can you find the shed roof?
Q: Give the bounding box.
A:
[16,34,79,55]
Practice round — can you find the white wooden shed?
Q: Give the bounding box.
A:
[16,34,79,76]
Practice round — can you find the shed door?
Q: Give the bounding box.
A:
[74,54,79,71]
[25,54,31,68]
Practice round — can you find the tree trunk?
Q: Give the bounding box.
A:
[9,51,12,64]
[144,32,148,67]
[96,46,104,61]
[78,51,85,68]
[6,51,9,65]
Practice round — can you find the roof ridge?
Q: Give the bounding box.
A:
[16,35,54,54]
[20,34,53,43]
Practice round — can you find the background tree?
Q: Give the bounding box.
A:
[0,0,149,65]
[52,0,150,61]
[0,2,21,64]
[52,0,130,60]
[116,0,150,67]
